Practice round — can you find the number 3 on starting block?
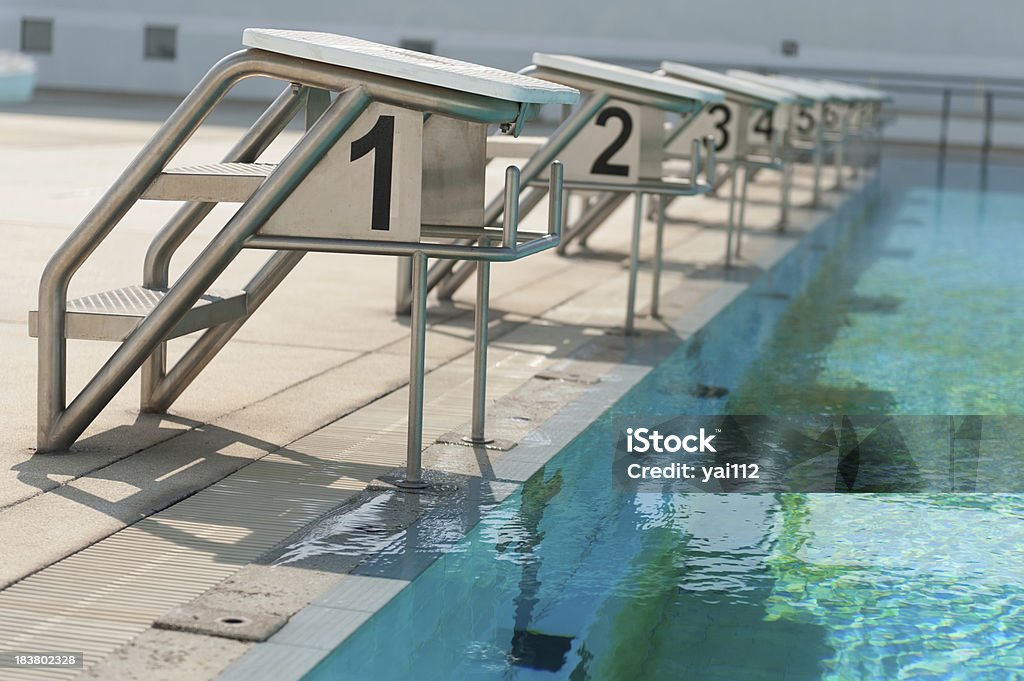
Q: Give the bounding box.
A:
[667,102,743,161]
[261,102,423,242]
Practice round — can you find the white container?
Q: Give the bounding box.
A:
[0,52,37,103]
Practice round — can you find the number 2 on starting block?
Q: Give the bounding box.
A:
[557,100,663,184]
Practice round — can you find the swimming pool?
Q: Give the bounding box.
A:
[301,157,1024,681]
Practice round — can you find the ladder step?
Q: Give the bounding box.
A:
[29,285,248,342]
[142,162,275,202]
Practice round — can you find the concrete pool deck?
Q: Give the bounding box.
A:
[0,96,874,680]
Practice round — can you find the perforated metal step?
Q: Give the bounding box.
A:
[142,162,275,202]
[29,285,248,341]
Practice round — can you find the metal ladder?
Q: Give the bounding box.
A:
[29,30,577,487]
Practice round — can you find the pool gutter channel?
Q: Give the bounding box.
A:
[219,181,874,680]
[81,173,877,681]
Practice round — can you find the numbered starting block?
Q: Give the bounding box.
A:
[776,76,890,189]
[769,75,866,192]
[728,71,848,207]
[30,29,579,488]
[656,62,797,266]
[434,53,725,333]
[816,79,892,175]
[729,71,893,203]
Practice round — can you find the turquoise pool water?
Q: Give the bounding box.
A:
[302,158,1024,680]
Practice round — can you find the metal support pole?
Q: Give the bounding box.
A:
[502,165,521,247]
[812,111,825,207]
[466,257,492,444]
[937,88,951,186]
[734,164,750,260]
[981,90,993,186]
[400,250,429,489]
[651,135,699,317]
[395,257,412,314]
[624,191,643,335]
[704,134,717,186]
[732,105,751,261]
[869,104,877,169]
[834,112,848,190]
[875,102,886,168]
[724,160,739,268]
[561,189,572,238]
[463,165,518,444]
[779,128,792,231]
[650,195,667,319]
[982,90,994,155]
[851,103,863,180]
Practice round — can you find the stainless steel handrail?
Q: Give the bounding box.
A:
[38,50,255,450]
[406,92,610,311]
[434,97,720,322]
[36,47,544,453]
[244,162,565,260]
[38,82,372,452]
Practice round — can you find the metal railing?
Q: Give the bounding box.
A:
[681,64,1024,192]
[33,45,570,491]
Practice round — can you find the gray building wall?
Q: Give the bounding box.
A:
[1,1,1022,97]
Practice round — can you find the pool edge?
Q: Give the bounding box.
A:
[213,176,880,681]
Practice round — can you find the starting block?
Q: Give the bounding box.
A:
[816,79,892,174]
[656,62,797,266]
[435,53,725,332]
[30,29,579,489]
[727,71,834,207]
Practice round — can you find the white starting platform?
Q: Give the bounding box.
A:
[30,29,580,487]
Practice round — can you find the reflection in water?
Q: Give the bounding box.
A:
[504,470,573,672]
[303,159,1024,681]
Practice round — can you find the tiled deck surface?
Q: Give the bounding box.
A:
[0,97,870,680]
